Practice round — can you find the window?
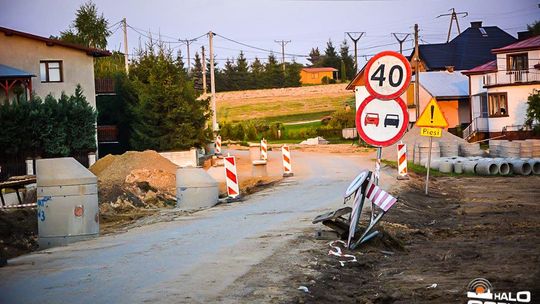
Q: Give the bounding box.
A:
[506,53,528,71]
[40,61,63,82]
[311,72,317,79]
[488,93,508,117]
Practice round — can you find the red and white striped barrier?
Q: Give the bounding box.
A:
[224,155,240,198]
[365,180,397,212]
[0,203,37,209]
[260,138,268,160]
[215,135,222,154]
[282,145,293,177]
[397,142,408,179]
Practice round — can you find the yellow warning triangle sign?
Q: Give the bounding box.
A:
[415,98,448,128]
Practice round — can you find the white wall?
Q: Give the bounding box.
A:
[487,84,539,132]
[470,74,485,119]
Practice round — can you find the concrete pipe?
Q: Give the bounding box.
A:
[438,161,453,173]
[475,160,498,175]
[428,159,442,170]
[453,162,463,174]
[509,160,532,176]
[463,161,477,174]
[495,161,511,175]
[528,159,540,175]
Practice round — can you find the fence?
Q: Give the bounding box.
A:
[0,152,91,181]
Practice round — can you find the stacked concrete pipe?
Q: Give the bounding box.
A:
[509,159,532,175]
[529,159,540,175]
[475,159,498,175]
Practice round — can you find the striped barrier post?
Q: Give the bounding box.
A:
[397,142,409,180]
[215,135,222,155]
[282,145,294,177]
[224,155,240,198]
[260,138,268,160]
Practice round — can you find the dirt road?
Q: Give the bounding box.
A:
[0,150,386,304]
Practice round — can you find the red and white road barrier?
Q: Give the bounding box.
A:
[282,145,293,177]
[215,135,222,154]
[0,203,37,209]
[397,142,408,178]
[260,138,268,160]
[224,155,240,198]
[365,180,397,212]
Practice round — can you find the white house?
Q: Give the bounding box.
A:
[463,35,540,141]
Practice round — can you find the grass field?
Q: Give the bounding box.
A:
[216,84,354,123]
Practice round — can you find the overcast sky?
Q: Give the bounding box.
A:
[1,0,539,66]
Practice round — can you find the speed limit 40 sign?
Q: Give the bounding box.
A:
[364,51,412,100]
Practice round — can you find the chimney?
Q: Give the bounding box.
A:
[445,66,455,73]
[470,21,483,29]
[518,31,533,41]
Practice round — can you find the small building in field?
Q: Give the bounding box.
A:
[300,67,338,85]
[462,34,540,141]
[0,26,110,107]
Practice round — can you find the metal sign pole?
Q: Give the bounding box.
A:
[374,147,382,185]
[425,136,432,195]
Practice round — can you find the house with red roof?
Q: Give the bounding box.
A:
[300,67,338,84]
[463,35,540,141]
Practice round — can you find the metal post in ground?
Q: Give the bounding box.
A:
[425,136,433,195]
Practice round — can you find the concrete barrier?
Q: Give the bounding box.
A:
[160,149,198,167]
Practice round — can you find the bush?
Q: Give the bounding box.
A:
[0,85,97,158]
[321,76,330,84]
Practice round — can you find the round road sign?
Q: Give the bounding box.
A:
[364,51,412,100]
[355,95,409,147]
[344,170,369,198]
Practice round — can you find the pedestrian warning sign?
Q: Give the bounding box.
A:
[415,98,448,128]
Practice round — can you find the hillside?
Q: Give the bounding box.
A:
[215,84,354,123]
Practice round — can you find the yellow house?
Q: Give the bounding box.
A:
[300,67,337,85]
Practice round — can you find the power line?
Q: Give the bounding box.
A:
[436,8,468,43]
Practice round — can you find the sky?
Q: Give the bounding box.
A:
[1,0,539,67]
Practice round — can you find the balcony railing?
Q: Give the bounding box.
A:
[483,69,540,87]
[463,116,489,140]
[95,78,116,94]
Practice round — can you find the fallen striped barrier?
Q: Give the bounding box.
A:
[0,203,37,209]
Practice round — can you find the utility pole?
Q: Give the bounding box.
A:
[274,40,291,72]
[414,24,420,121]
[391,33,411,54]
[437,8,468,43]
[179,39,196,71]
[345,32,365,73]
[122,18,129,75]
[209,31,217,132]
[201,46,207,95]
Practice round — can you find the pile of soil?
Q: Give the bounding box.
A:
[0,209,38,262]
[90,150,178,224]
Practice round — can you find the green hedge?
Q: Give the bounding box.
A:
[0,85,97,158]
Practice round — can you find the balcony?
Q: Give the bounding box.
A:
[483,69,540,87]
